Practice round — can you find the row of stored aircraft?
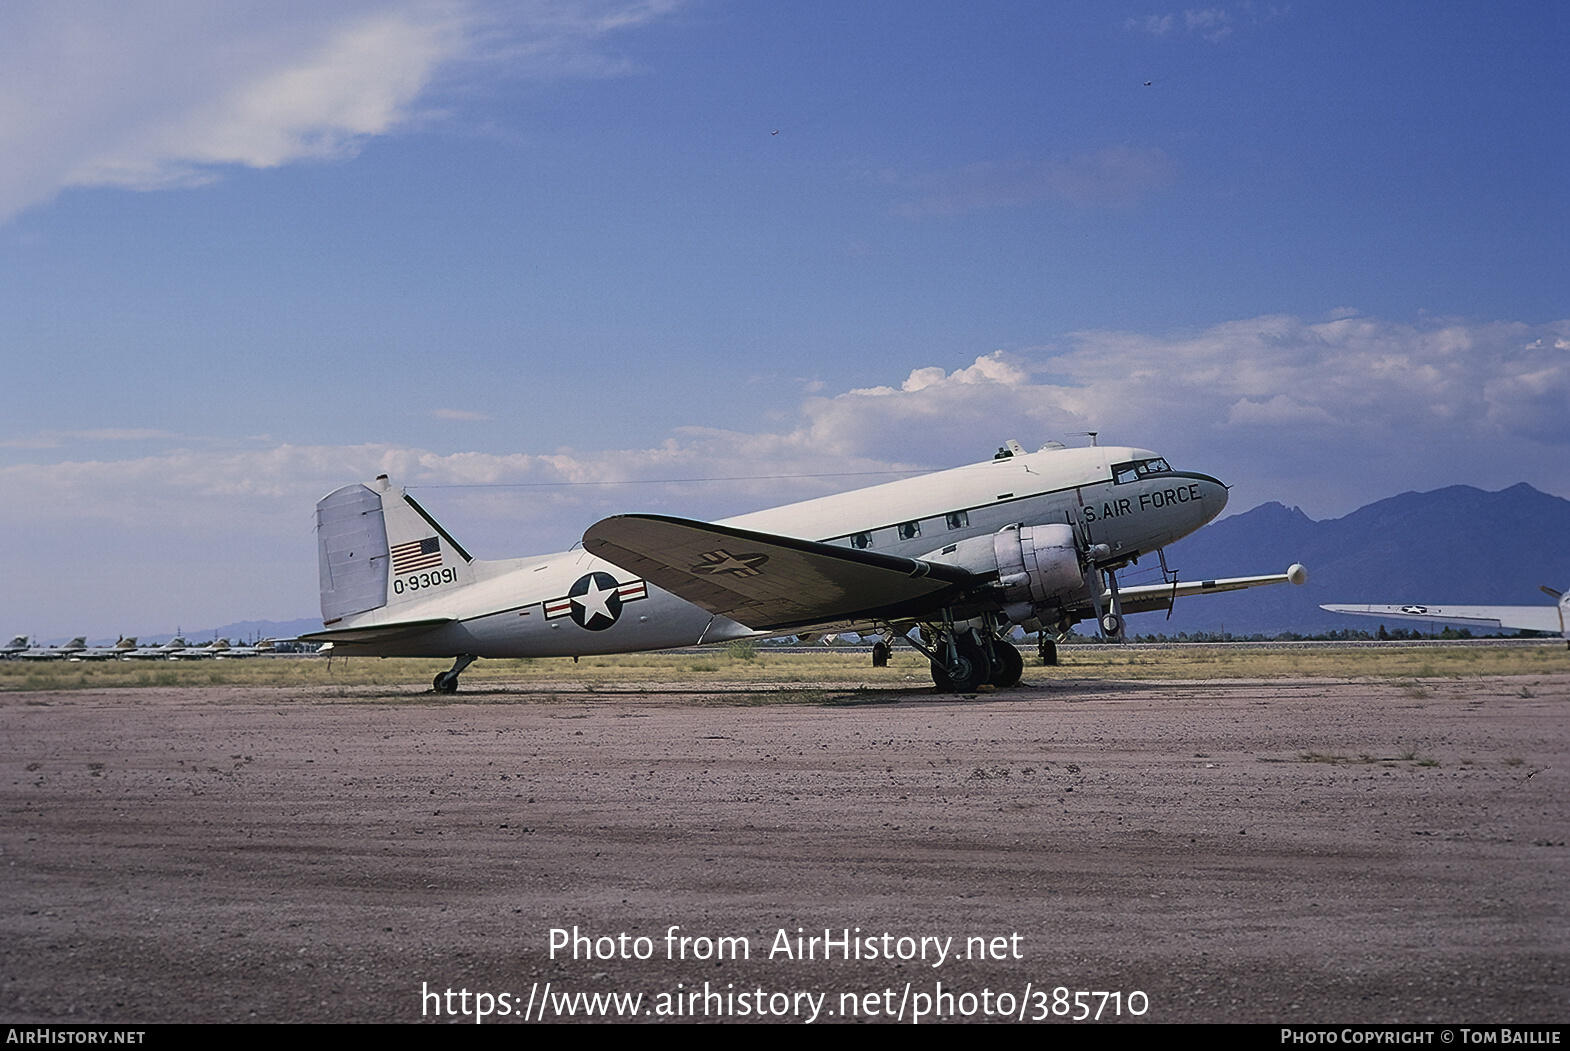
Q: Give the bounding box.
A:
[306,438,1309,692]
[1,636,275,660]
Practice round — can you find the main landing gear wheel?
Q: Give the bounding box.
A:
[989,643,1024,688]
[871,641,890,667]
[931,635,990,693]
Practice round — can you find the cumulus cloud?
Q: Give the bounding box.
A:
[892,147,1174,216]
[792,315,1570,516]
[4,313,1566,633]
[1184,7,1233,41]
[846,351,1030,396]
[8,315,1566,531]
[0,0,680,222]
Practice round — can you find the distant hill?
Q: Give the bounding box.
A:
[1141,483,1570,636]
[192,618,323,644]
[90,618,322,648]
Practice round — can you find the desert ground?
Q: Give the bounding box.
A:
[2,646,1566,1024]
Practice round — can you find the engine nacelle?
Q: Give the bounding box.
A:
[927,523,1084,611]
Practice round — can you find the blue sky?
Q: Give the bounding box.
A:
[2,1,1566,638]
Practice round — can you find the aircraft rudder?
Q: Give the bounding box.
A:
[316,475,479,623]
[317,481,391,623]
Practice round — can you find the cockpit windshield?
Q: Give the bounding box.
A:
[1111,458,1174,483]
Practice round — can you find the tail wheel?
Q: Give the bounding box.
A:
[433,672,459,694]
[989,643,1024,688]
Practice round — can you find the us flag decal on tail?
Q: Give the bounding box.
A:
[391,537,442,575]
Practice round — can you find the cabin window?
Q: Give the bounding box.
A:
[945,511,969,530]
[850,532,873,549]
[898,521,921,541]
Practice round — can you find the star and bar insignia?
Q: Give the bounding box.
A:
[544,574,648,630]
[690,549,769,577]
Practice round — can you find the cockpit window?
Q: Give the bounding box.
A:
[850,532,873,549]
[1112,458,1174,483]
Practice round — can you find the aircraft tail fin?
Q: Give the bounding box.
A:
[316,475,476,625]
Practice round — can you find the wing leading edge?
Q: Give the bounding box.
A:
[583,514,979,632]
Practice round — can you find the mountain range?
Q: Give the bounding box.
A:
[1139,482,1570,636]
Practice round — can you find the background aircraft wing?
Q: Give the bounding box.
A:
[584,514,977,631]
[1321,603,1564,634]
[1109,566,1308,616]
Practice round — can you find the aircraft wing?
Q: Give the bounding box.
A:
[584,514,978,632]
[1109,566,1309,616]
[1320,603,1565,634]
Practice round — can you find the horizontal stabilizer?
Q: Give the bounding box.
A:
[584,514,976,631]
[300,618,454,646]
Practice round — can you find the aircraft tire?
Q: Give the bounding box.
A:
[942,635,990,693]
[990,643,1024,688]
[1039,637,1058,666]
[1099,613,1123,638]
[929,661,951,690]
[433,672,459,694]
[872,641,890,667]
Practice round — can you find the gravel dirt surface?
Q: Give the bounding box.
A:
[2,672,1566,1024]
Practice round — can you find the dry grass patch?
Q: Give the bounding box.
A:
[1051,642,1565,680]
[2,641,1564,694]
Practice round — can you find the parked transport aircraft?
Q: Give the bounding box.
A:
[306,440,1307,692]
[1323,586,1569,645]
